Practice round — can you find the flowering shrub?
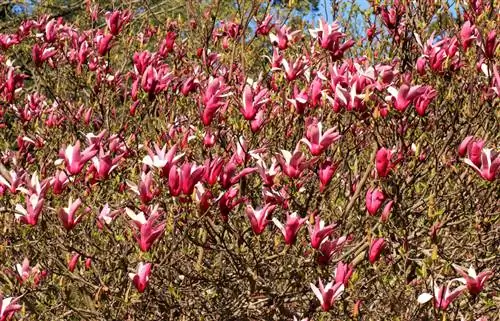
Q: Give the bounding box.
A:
[0,0,498,320]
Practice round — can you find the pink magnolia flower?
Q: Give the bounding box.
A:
[31,44,57,67]
[453,264,494,295]
[168,163,205,196]
[0,295,21,321]
[255,14,274,36]
[126,171,158,204]
[203,157,225,185]
[368,237,385,264]
[380,200,394,223]
[240,84,269,120]
[218,186,245,220]
[96,203,118,229]
[365,187,385,216]
[15,193,44,226]
[129,262,151,293]
[269,24,300,50]
[458,136,484,161]
[276,148,312,179]
[246,203,276,235]
[287,85,309,114]
[301,119,341,156]
[334,261,354,287]
[375,147,393,177]
[463,148,499,181]
[279,57,307,82]
[159,31,176,56]
[460,21,477,50]
[15,258,44,285]
[219,159,257,188]
[201,77,231,126]
[57,140,97,175]
[126,205,165,252]
[180,76,200,96]
[417,281,466,310]
[0,169,24,194]
[255,155,280,187]
[309,19,354,59]
[414,85,438,116]
[50,170,69,195]
[386,84,426,112]
[308,218,336,249]
[105,10,131,36]
[89,149,121,180]
[310,278,344,311]
[68,253,80,272]
[317,235,347,264]
[58,197,83,230]
[96,33,113,56]
[142,143,184,177]
[272,212,307,244]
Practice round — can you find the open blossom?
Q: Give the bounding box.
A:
[272,212,306,244]
[310,278,344,311]
[0,295,22,321]
[463,148,499,181]
[127,171,157,204]
[301,119,341,156]
[201,77,231,126]
[269,24,300,50]
[15,258,44,285]
[58,197,83,230]
[308,218,336,249]
[129,262,151,293]
[418,280,466,310]
[142,143,184,177]
[57,140,97,175]
[15,193,44,226]
[96,203,118,229]
[276,148,312,179]
[246,203,276,235]
[452,264,494,295]
[317,236,348,265]
[126,205,165,252]
[240,83,269,120]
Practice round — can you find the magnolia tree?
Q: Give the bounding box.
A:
[0,0,498,320]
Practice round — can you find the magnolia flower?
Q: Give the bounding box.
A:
[308,218,336,249]
[272,212,306,244]
[246,203,276,235]
[310,278,344,311]
[126,205,165,252]
[277,148,312,179]
[452,264,494,295]
[15,193,44,226]
[368,238,385,264]
[301,119,341,156]
[15,258,44,285]
[365,187,385,216]
[334,261,354,286]
[129,262,151,293]
[418,280,466,310]
[57,140,97,175]
[58,197,83,230]
[0,295,21,321]
[463,148,499,181]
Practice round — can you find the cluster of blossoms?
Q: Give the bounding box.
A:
[0,0,497,319]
